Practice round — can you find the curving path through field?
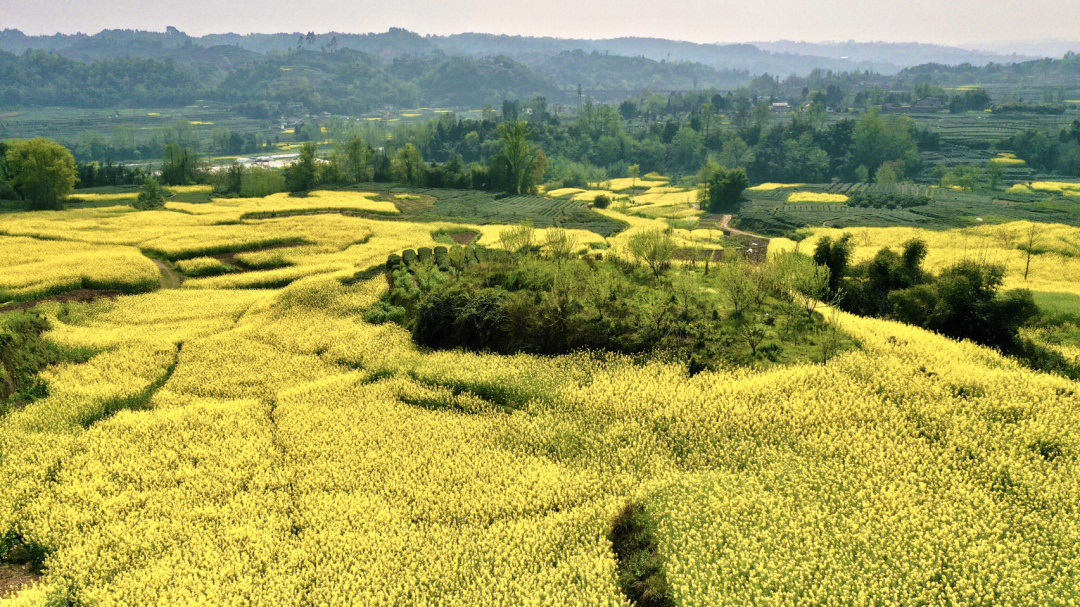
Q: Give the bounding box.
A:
[717,214,770,241]
[150,258,183,289]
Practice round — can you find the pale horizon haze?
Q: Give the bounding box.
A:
[2,0,1080,47]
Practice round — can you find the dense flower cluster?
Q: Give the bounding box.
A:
[1,199,1078,605]
[0,236,160,302]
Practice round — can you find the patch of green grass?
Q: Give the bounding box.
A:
[1,312,97,415]
[430,227,478,245]
[1033,291,1080,317]
[608,501,675,607]
[352,184,628,237]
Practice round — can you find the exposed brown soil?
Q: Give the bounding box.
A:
[449,231,479,245]
[0,563,39,599]
[699,214,771,263]
[242,208,397,220]
[0,289,121,312]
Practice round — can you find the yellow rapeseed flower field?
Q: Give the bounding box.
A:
[747,182,806,191]
[0,236,160,302]
[775,222,1080,296]
[787,191,850,203]
[1,190,1079,605]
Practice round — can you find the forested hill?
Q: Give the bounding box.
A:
[0,27,1036,77]
[894,53,1080,86]
[0,27,1064,112]
[0,45,745,111]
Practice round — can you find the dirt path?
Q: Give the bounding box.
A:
[0,563,39,599]
[701,214,772,262]
[151,258,183,289]
[0,289,122,313]
[716,214,771,241]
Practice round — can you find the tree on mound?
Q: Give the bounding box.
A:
[628,229,677,277]
[132,178,167,210]
[697,161,749,213]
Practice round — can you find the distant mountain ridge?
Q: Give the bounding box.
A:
[0,27,1043,76]
[751,40,1038,70]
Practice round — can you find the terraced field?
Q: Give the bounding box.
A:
[356,183,628,236]
[740,182,1080,235]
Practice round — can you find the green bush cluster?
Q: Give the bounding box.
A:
[846,191,930,209]
[369,245,852,370]
[1,313,95,414]
[820,236,1040,353]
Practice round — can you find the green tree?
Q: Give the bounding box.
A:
[285,143,319,192]
[499,221,536,255]
[0,141,10,188]
[392,144,426,186]
[776,252,832,319]
[339,137,373,183]
[890,261,1038,351]
[940,165,984,191]
[627,229,677,277]
[160,143,198,186]
[133,178,167,210]
[717,137,754,170]
[496,121,547,194]
[987,161,1005,190]
[544,227,578,266]
[875,160,906,184]
[853,108,917,179]
[671,126,704,170]
[5,138,77,210]
[697,161,750,213]
[812,233,853,297]
[224,163,244,195]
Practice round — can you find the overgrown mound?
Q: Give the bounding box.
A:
[367,245,855,371]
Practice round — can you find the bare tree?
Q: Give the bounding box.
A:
[1024,222,1038,280]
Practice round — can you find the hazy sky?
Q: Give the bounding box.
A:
[3,0,1079,45]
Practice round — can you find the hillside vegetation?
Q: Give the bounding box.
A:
[0,182,1078,604]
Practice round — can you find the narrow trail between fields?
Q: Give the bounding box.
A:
[150,258,183,289]
[717,214,771,241]
[699,214,772,262]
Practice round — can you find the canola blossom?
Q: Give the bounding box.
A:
[1,193,1079,606]
[774,222,1080,296]
[787,191,850,203]
[0,236,160,302]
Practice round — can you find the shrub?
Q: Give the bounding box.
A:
[133,178,167,210]
[364,300,407,325]
[628,229,677,277]
[240,167,286,198]
[499,222,536,254]
[593,194,612,209]
[372,252,849,370]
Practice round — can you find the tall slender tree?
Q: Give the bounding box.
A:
[496,121,547,195]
